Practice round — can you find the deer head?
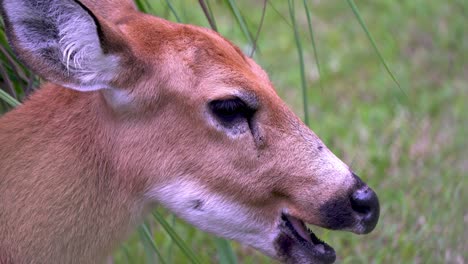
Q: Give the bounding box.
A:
[0,0,379,263]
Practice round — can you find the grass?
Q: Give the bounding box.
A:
[1,0,466,263]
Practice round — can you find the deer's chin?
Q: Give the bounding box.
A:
[273,213,336,264]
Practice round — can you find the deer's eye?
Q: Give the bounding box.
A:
[209,98,254,126]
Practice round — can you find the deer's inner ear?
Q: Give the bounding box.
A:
[0,0,134,92]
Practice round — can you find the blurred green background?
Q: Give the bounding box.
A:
[0,0,466,263]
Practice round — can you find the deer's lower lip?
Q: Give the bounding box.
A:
[278,213,336,264]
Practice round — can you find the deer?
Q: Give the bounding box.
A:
[0,0,380,263]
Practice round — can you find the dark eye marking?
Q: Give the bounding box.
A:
[209,97,255,124]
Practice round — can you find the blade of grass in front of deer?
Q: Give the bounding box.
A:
[152,210,202,264]
[138,223,167,264]
[346,0,404,95]
[214,237,238,264]
[138,226,156,263]
[224,0,254,50]
[288,0,310,126]
[165,214,177,264]
[303,0,323,91]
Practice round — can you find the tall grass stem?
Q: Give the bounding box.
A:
[288,0,310,126]
[346,0,404,96]
[152,210,202,264]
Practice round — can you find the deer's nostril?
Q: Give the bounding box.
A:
[350,188,371,214]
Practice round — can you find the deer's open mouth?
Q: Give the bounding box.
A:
[277,213,336,264]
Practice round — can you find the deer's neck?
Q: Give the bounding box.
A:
[0,83,142,263]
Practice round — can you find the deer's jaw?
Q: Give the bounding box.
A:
[145,180,277,255]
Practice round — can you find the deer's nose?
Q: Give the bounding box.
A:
[350,185,380,234]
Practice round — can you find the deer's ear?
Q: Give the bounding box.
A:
[0,0,131,91]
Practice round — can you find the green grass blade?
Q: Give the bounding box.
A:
[152,210,202,264]
[164,0,182,23]
[0,45,29,83]
[303,0,323,91]
[134,0,149,13]
[165,214,177,264]
[0,62,16,99]
[138,223,167,264]
[223,0,254,49]
[121,244,132,263]
[139,229,156,263]
[214,238,238,264]
[267,1,292,27]
[346,0,404,95]
[199,0,218,31]
[288,0,310,126]
[138,223,166,264]
[205,0,218,28]
[0,88,20,107]
[250,0,267,57]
